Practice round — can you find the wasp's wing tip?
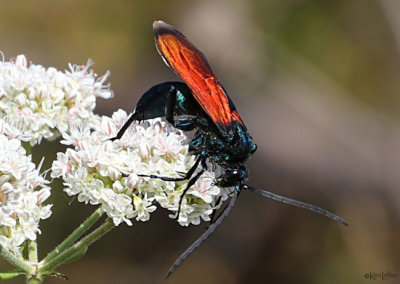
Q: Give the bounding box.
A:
[153,20,166,29]
[153,20,175,36]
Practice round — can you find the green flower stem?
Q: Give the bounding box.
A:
[42,208,103,264]
[0,244,31,273]
[28,240,38,263]
[40,218,115,272]
[27,275,42,284]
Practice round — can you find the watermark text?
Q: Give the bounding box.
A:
[364,271,397,280]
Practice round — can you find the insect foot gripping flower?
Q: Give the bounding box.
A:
[0,119,52,255]
[0,54,113,146]
[52,109,228,227]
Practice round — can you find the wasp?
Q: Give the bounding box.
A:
[112,20,348,277]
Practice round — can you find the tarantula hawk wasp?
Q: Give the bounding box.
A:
[111,20,348,277]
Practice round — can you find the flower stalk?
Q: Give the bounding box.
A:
[0,244,31,273]
[26,276,42,284]
[28,240,38,263]
[42,208,104,264]
[40,219,115,272]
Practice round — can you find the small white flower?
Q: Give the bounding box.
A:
[188,171,220,203]
[15,55,27,69]
[0,124,52,253]
[133,194,156,222]
[0,211,16,227]
[50,152,71,178]
[52,110,228,227]
[0,54,112,145]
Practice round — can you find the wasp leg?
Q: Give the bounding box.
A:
[209,196,222,224]
[110,112,137,141]
[166,193,238,278]
[209,187,239,225]
[110,81,199,140]
[138,150,206,182]
[163,82,208,131]
[174,156,208,220]
[140,150,208,220]
[174,167,206,219]
[168,117,198,131]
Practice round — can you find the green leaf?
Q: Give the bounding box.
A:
[0,270,25,279]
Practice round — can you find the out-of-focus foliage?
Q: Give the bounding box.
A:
[0,1,399,283]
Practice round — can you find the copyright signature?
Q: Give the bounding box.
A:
[364,271,397,280]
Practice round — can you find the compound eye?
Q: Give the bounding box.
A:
[250,144,257,154]
[225,167,237,177]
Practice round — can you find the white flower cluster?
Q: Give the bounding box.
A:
[52,110,228,226]
[0,54,113,145]
[0,120,52,254]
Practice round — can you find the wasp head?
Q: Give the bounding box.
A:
[217,164,248,187]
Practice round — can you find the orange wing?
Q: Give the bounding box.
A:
[153,20,244,133]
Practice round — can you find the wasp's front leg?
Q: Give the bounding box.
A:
[111,81,201,140]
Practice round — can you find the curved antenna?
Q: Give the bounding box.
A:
[244,186,348,226]
[166,193,238,278]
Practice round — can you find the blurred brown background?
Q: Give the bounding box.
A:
[1,0,399,283]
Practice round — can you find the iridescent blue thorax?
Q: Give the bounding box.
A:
[189,121,256,162]
[188,121,257,187]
